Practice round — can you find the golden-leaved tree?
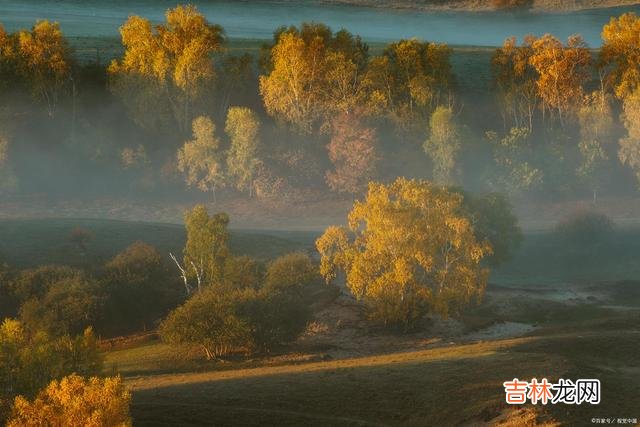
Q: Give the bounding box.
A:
[15,20,72,117]
[619,88,640,187]
[259,23,369,134]
[529,34,592,125]
[8,374,131,427]
[109,5,224,133]
[491,36,538,131]
[601,12,640,99]
[316,178,491,328]
[363,39,453,136]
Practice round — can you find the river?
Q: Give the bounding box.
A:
[0,0,639,46]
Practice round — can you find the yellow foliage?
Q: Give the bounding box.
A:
[109,5,224,132]
[316,178,491,326]
[601,12,640,99]
[529,34,591,123]
[8,374,131,427]
[15,20,71,116]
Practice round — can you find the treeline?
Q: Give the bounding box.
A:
[2,6,640,203]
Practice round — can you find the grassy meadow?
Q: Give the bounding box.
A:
[1,218,639,425]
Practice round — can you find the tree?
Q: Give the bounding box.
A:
[108,5,224,133]
[459,191,523,267]
[325,113,379,194]
[491,36,538,130]
[101,242,182,335]
[170,205,230,294]
[601,12,640,99]
[0,135,16,193]
[577,91,614,203]
[486,127,543,196]
[177,116,226,200]
[18,275,100,337]
[364,39,453,135]
[529,34,592,125]
[225,107,261,196]
[259,24,369,133]
[619,87,640,187]
[316,178,491,328]
[0,320,102,422]
[263,252,319,294]
[8,374,131,427]
[424,106,461,185]
[15,20,72,117]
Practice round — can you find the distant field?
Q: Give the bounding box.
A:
[0,218,317,268]
[4,218,640,285]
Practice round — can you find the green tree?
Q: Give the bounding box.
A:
[316,178,491,328]
[225,107,261,196]
[170,205,230,294]
[486,127,543,196]
[424,106,461,185]
[18,275,99,337]
[159,289,253,360]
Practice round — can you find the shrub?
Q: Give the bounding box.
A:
[159,289,254,360]
[8,374,131,427]
[553,211,615,259]
[221,256,265,291]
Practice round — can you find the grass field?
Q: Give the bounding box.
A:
[118,319,639,426]
[1,218,639,425]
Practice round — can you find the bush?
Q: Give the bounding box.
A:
[8,374,131,427]
[159,289,254,360]
[553,211,615,259]
[100,242,183,335]
[221,256,265,292]
[160,252,318,358]
[461,192,523,267]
